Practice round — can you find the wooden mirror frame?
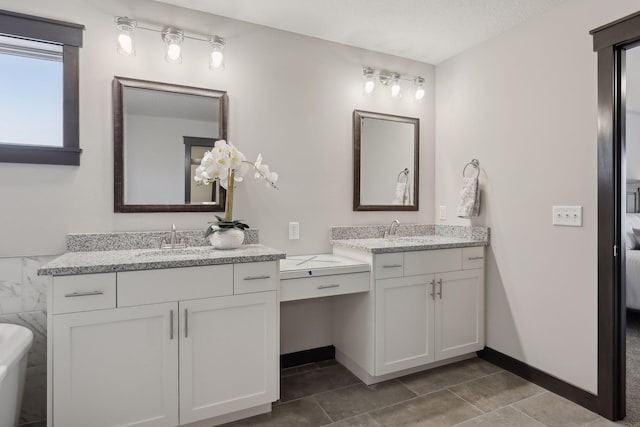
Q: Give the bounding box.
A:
[353,110,420,211]
[113,77,228,213]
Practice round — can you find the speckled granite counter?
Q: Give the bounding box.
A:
[38,244,286,276]
[330,224,489,254]
[331,235,487,254]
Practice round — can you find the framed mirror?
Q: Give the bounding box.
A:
[113,77,228,212]
[353,110,419,211]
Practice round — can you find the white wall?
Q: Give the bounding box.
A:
[435,0,640,394]
[125,115,217,204]
[0,0,435,258]
[627,112,640,181]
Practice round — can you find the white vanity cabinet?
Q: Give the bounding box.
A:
[48,262,279,427]
[333,245,485,384]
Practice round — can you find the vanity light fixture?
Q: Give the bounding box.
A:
[362,67,425,100]
[390,73,401,98]
[116,16,136,55]
[363,67,375,95]
[114,16,226,70]
[414,77,425,101]
[162,27,183,63]
[209,35,225,70]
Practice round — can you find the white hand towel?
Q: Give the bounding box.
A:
[393,182,407,205]
[457,177,480,218]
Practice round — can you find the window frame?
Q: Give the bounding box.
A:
[0,10,84,165]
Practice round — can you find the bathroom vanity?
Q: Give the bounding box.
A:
[329,226,487,385]
[39,235,285,427]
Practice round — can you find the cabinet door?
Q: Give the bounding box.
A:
[179,291,278,424]
[435,269,485,361]
[53,303,179,427]
[375,275,435,375]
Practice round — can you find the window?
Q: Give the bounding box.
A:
[0,10,83,165]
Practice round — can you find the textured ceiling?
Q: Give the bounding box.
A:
[153,0,567,64]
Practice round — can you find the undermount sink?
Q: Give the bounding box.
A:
[134,246,216,258]
[385,236,435,242]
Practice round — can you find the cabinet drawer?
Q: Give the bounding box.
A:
[234,262,278,294]
[117,265,233,307]
[280,272,370,302]
[462,247,485,270]
[53,273,116,314]
[374,253,404,279]
[404,249,462,276]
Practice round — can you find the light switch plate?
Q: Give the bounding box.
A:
[289,222,300,240]
[439,206,447,221]
[552,206,583,227]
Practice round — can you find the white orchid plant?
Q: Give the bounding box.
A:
[194,140,278,237]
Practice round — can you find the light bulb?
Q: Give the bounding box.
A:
[391,81,401,98]
[364,77,375,94]
[118,33,133,54]
[167,43,181,61]
[209,35,226,70]
[116,17,136,56]
[211,51,223,68]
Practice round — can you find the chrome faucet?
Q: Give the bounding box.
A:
[385,220,400,238]
[160,224,186,249]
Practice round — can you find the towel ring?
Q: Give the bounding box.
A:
[462,159,480,178]
[397,168,410,183]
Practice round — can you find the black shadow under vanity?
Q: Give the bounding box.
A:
[113,77,228,213]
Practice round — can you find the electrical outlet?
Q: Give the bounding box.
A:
[439,206,447,221]
[289,222,300,240]
[552,206,583,227]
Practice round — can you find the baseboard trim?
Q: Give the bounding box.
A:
[478,347,599,414]
[280,345,335,369]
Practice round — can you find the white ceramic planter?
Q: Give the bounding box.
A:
[209,229,245,250]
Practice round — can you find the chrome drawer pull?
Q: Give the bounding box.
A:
[244,275,271,280]
[184,308,189,338]
[437,278,443,299]
[468,256,484,261]
[317,284,340,290]
[64,291,104,298]
[430,280,436,300]
[382,264,402,268]
[170,310,174,340]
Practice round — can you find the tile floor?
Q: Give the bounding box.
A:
[222,358,620,427]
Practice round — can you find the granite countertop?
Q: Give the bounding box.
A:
[331,235,488,254]
[38,244,286,276]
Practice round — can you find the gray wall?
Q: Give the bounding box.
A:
[0,1,435,423]
[435,0,640,394]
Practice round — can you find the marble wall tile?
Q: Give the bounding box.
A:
[22,257,53,312]
[0,258,23,314]
[19,365,47,426]
[0,311,47,367]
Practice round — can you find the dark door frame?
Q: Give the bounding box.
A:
[591,10,640,421]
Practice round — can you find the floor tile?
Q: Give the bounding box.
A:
[463,358,503,375]
[370,389,482,427]
[317,359,339,368]
[398,360,489,395]
[281,363,318,377]
[280,364,360,402]
[454,406,543,426]
[583,418,623,427]
[327,413,380,427]
[449,371,543,412]
[222,398,331,427]
[315,380,415,421]
[513,392,600,427]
